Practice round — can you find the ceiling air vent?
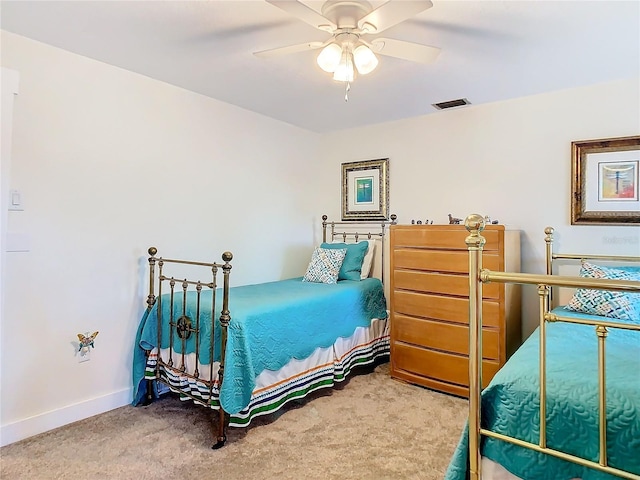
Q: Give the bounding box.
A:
[432,98,471,110]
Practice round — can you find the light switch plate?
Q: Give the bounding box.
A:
[8,189,23,211]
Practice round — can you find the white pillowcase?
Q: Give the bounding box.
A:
[331,239,375,280]
[360,240,376,280]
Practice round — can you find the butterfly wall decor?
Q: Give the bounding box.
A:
[77,331,99,352]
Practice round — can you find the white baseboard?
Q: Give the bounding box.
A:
[0,387,132,447]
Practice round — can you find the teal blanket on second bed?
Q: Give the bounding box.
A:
[132,277,387,414]
[445,307,640,480]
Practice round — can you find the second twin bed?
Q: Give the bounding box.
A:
[132,215,395,447]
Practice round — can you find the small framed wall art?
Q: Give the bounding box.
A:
[341,158,389,220]
[571,135,640,225]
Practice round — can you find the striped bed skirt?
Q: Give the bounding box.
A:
[144,317,389,427]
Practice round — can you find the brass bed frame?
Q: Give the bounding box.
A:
[142,214,396,449]
[464,214,640,480]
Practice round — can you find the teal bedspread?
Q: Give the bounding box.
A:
[445,307,640,480]
[132,277,387,414]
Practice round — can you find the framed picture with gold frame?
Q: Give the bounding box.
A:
[571,135,640,225]
[341,158,389,220]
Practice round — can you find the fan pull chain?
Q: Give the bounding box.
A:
[344,81,351,102]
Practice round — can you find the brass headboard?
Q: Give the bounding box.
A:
[321,213,397,285]
[544,226,640,306]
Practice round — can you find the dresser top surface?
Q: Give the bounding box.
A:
[391,224,513,231]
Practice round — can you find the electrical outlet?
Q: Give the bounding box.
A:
[78,347,91,363]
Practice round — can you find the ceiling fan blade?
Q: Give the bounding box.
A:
[370,38,441,64]
[358,0,433,34]
[265,0,336,32]
[253,41,325,58]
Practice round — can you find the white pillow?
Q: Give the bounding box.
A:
[332,239,375,280]
[360,240,376,280]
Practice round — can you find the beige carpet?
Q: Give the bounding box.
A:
[0,363,468,480]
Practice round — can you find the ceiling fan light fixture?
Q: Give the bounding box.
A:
[353,44,378,75]
[317,42,342,72]
[259,0,441,95]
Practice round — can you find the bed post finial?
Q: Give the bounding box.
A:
[390,214,397,225]
[464,214,486,480]
[544,227,554,276]
[464,214,485,237]
[322,215,328,243]
[147,247,158,310]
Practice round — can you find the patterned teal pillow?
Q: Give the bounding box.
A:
[565,262,640,322]
[320,241,369,281]
[617,266,640,312]
[302,247,347,284]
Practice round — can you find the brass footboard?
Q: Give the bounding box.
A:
[144,247,233,449]
[464,214,640,480]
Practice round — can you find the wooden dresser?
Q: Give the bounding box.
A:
[389,224,521,397]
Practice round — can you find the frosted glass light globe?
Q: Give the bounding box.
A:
[317,43,342,72]
[353,45,378,75]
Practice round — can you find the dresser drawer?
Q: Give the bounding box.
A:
[392,342,500,388]
[392,313,499,360]
[393,248,502,274]
[392,290,501,327]
[391,226,501,251]
[393,269,500,299]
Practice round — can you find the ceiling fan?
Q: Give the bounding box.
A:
[254,0,440,95]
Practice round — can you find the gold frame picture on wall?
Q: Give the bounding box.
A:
[342,158,389,221]
[571,135,640,225]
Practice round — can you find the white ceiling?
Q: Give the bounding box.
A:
[1,0,639,133]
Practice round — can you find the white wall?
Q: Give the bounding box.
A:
[320,77,640,337]
[1,66,20,448]
[0,31,330,446]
